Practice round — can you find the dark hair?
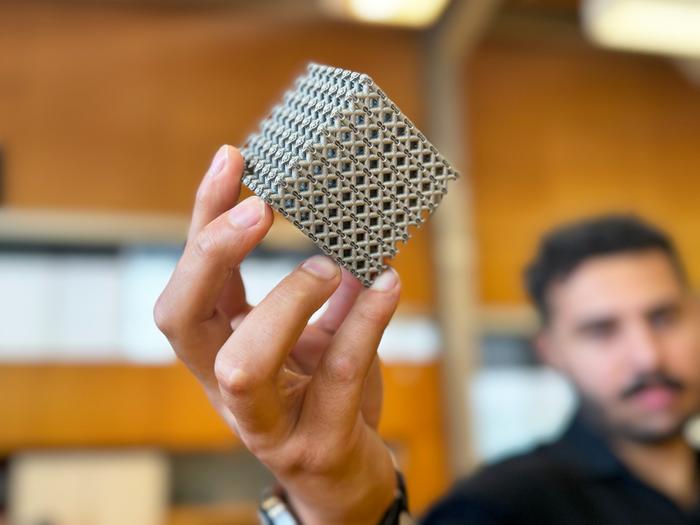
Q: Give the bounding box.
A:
[524,214,687,323]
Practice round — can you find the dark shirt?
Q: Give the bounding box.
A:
[422,412,700,524]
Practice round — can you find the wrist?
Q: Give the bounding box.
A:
[281,436,397,525]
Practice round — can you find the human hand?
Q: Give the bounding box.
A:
[155,145,402,524]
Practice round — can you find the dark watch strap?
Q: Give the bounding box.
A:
[377,471,411,525]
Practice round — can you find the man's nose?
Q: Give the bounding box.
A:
[626,323,663,372]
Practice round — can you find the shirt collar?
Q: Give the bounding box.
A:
[552,410,630,479]
[554,410,700,482]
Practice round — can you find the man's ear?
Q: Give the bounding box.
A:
[534,328,565,372]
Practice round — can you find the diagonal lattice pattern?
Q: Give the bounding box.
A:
[241,63,460,286]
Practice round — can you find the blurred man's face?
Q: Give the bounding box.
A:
[540,250,700,443]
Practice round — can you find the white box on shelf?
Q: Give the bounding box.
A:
[470,367,576,463]
[10,451,168,525]
[51,255,122,360]
[0,254,54,358]
[119,249,178,364]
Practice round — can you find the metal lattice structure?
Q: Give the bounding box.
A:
[241,63,460,286]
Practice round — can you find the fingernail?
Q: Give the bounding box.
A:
[206,145,229,180]
[371,268,398,292]
[300,255,339,280]
[228,196,264,229]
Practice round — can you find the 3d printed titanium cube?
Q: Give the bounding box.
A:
[241,63,460,286]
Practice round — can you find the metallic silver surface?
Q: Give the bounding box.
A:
[242,63,459,286]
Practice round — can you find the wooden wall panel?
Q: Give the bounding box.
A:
[467,21,700,304]
[0,3,425,214]
[0,2,434,306]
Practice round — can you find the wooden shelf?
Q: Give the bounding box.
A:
[0,361,450,513]
[0,207,313,251]
[0,362,237,452]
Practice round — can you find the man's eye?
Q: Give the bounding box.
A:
[582,323,616,339]
[650,309,679,329]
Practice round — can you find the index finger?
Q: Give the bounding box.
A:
[188,145,250,319]
[189,145,245,239]
[155,196,273,383]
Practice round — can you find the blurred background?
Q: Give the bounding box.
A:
[1,0,700,523]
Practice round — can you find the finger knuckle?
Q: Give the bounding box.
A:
[215,360,256,398]
[153,294,177,337]
[325,354,361,384]
[193,228,221,261]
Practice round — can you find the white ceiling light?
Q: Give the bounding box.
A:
[583,0,700,58]
[320,0,451,28]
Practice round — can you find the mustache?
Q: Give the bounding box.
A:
[620,371,685,400]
